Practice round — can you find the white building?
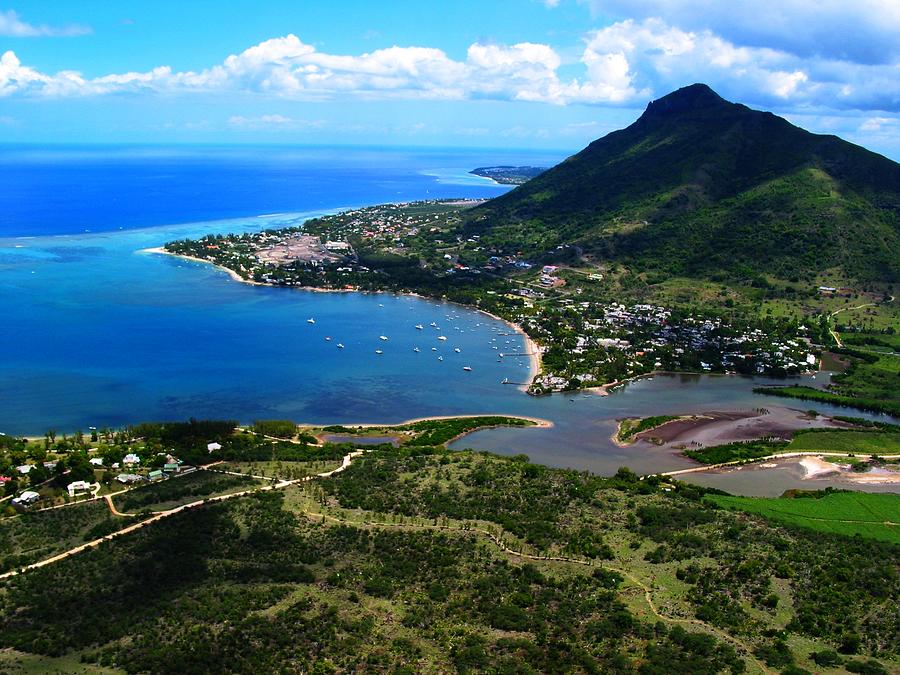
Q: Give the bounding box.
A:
[67,481,92,497]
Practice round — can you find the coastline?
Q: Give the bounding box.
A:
[142,246,544,390]
[475,308,542,391]
[140,247,267,287]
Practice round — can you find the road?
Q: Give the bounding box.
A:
[0,449,365,581]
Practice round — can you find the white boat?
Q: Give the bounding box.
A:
[325,336,332,341]
[375,349,383,354]
[463,366,472,371]
[454,348,461,353]
[431,347,437,351]
[437,356,443,361]
[415,324,424,330]
[380,335,389,341]
[337,343,344,349]
[413,347,420,352]
[430,322,438,327]
[307,318,315,324]
[438,336,448,341]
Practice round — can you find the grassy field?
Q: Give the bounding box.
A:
[112,470,262,513]
[789,430,900,454]
[706,491,900,544]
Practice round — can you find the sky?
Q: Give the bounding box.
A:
[1,0,899,158]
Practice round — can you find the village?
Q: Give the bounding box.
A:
[164,200,823,395]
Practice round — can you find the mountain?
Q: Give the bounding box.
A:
[466,84,900,284]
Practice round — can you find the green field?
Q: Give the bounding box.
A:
[789,430,900,455]
[706,491,900,544]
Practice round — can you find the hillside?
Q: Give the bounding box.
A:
[466,84,900,284]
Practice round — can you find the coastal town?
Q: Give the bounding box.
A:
[163,200,823,394]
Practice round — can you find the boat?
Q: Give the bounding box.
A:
[438,336,448,341]
[431,347,437,351]
[413,347,420,352]
[430,322,438,327]
[325,336,332,341]
[415,324,424,330]
[501,377,509,384]
[437,356,443,361]
[380,335,389,341]
[337,343,344,349]
[375,349,383,354]
[463,366,472,371]
[307,318,315,324]
[454,348,461,353]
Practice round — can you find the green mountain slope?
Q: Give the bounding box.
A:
[467,84,900,283]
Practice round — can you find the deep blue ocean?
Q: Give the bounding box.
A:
[1,144,894,491]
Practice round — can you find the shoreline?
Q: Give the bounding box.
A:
[142,246,544,389]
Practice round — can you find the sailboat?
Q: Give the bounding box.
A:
[307,318,315,324]
[413,347,420,352]
[336,343,344,349]
[454,348,461,353]
[415,324,424,330]
[437,356,443,361]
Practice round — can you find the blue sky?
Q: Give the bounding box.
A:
[2,0,899,158]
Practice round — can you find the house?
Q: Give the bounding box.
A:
[89,457,104,466]
[207,442,222,453]
[67,480,92,497]
[17,464,34,475]
[148,469,164,481]
[163,462,181,473]
[115,473,143,484]
[12,490,40,507]
[123,453,141,466]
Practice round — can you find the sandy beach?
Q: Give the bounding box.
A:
[476,308,542,391]
[140,247,267,286]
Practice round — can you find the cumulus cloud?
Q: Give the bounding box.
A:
[585,0,900,65]
[2,26,900,113]
[578,18,900,111]
[0,9,90,37]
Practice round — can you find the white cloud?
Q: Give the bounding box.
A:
[2,26,900,114]
[0,9,90,37]
[584,0,900,65]
[576,18,900,111]
[228,114,325,130]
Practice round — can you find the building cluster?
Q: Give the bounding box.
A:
[525,302,817,394]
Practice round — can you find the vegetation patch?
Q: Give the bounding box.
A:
[706,490,900,544]
[616,415,679,443]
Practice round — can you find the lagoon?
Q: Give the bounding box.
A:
[1,145,896,496]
